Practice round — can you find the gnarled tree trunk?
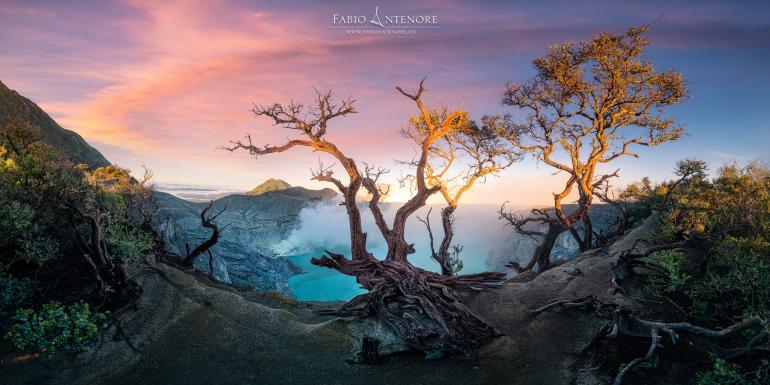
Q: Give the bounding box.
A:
[313,251,504,357]
[507,221,563,273]
[227,82,509,357]
[67,207,141,306]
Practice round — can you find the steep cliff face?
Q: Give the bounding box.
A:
[153,188,337,294]
[0,80,110,168]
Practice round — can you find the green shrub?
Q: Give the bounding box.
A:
[623,161,770,381]
[0,274,33,318]
[5,302,106,359]
[0,200,34,237]
[105,222,152,263]
[696,358,769,385]
[650,249,691,293]
[648,161,770,318]
[1,139,154,309]
[0,199,59,266]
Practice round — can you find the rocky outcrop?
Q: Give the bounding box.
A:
[153,188,336,295]
[0,256,407,385]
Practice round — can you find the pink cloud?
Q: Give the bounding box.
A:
[1,0,767,203]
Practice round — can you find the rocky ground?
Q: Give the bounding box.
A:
[2,216,694,385]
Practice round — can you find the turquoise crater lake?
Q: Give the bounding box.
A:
[287,251,367,301]
[285,243,497,301]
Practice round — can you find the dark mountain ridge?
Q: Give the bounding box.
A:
[0,80,110,168]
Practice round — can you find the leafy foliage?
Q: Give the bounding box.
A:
[0,121,155,358]
[661,161,770,318]
[495,25,687,254]
[5,302,106,359]
[105,223,152,263]
[696,358,769,385]
[649,249,690,293]
[0,140,153,276]
[625,159,770,382]
[0,274,33,319]
[0,149,61,266]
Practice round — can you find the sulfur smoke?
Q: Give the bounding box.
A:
[275,201,537,274]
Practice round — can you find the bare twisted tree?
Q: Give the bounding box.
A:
[225,82,507,357]
[182,200,227,267]
[498,204,565,273]
[404,105,518,275]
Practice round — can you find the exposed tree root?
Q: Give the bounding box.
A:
[610,308,762,344]
[531,294,767,385]
[716,332,770,359]
[313,251,506,358]
[611,328,661,385]
[610,309,765,384]
[530,295,614,317]
[610,240,687,293]
[226,81,512,358]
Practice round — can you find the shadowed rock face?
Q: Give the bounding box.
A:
[153,188,337,295]
[0,80,110,168]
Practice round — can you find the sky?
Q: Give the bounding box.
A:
[1,0,769,206]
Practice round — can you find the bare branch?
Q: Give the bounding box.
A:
[183,200,225,266]
[395,77,426,101]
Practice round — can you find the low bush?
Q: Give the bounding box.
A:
[5,302,106,359]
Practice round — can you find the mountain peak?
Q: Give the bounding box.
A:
[246,178,292,196]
